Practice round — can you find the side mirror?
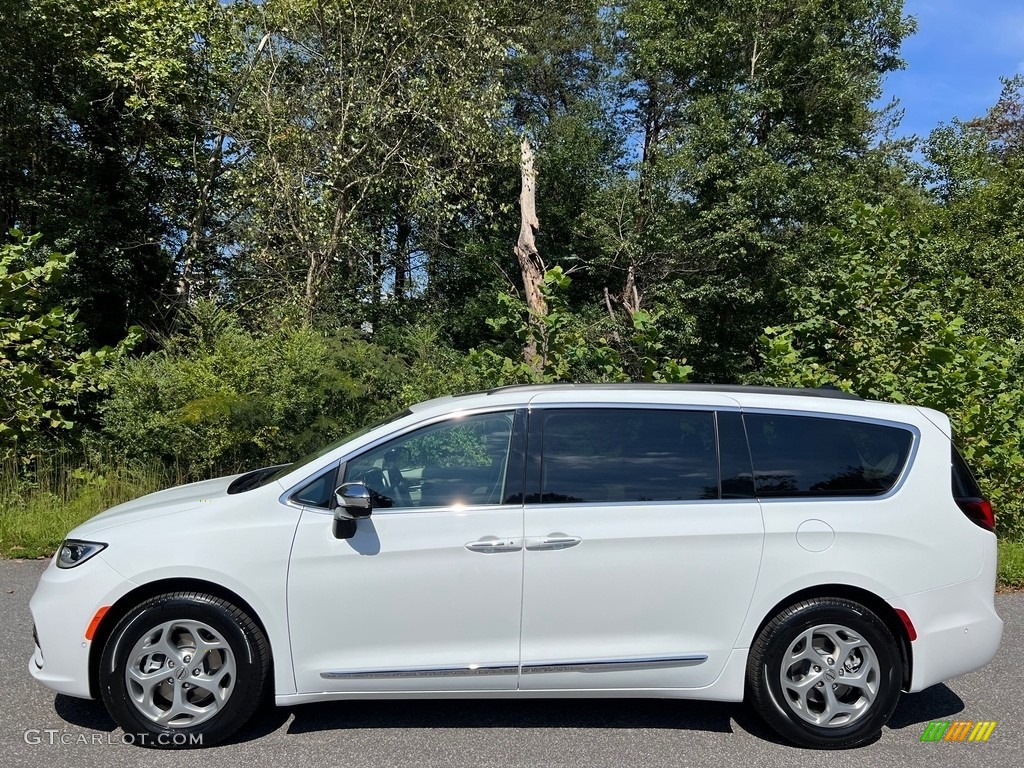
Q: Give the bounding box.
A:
[333,482,372,539]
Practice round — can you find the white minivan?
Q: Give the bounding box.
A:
[29,384,1002,749]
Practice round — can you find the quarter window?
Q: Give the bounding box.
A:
[536,409,718,503]
[744,413,913,497]
[291,468,339,508]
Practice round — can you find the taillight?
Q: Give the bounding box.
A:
[951,445,993,532]
[955,497,995,532]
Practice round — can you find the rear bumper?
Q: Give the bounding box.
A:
[898,541,1002,693]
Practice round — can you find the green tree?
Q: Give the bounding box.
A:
[471,267,692,384]
[0,0,239,343]
[921,75,1024,339]
[224,0,514,326]
[612,0,913,380]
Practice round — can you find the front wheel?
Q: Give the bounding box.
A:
[746,598,903,749]
[99,592,270,748]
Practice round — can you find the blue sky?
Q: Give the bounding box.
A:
[879,0,1024,138]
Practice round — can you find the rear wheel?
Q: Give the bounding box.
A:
[99,592,269,748]
[747,598,902,748]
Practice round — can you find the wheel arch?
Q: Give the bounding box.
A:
[747,584,913,691]
[87,578,274,700]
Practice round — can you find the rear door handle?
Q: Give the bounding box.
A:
[465,537,523,554]
[525,535,582,551]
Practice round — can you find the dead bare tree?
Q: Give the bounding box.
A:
[513,136,547,368]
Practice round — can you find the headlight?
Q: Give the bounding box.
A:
[56,540,107,569]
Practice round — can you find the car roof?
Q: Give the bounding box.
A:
[483,383,862,400]
[405,383,906,418]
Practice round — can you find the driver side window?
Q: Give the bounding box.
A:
[344,411,515,509]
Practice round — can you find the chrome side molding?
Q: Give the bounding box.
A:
[320,654,707,680]
[521,654,708,674]
[320,663,518,680]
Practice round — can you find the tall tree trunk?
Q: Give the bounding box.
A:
[513,136,546,369]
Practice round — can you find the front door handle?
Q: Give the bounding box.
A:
[525,535,582,551]
[465,537,523,554]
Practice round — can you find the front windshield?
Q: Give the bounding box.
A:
[256,409,413,488]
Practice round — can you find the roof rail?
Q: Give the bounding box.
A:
[483,382,862,401]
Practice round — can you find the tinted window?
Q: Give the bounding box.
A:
[537,409,718,503]
[291,468,338,508]
[952,445,984,498]
[745,414,913,497]
[345,411,515,508]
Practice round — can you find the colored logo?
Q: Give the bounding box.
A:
[920,721,996,742]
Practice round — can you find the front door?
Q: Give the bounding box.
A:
[287,409,525,693]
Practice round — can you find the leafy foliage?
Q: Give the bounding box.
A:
[0,233,140,457]
[99,301,486,477]
[471,267,692,383]
[760,205,1024,538]
[4,1,1024,548]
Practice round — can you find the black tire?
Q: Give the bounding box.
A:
[99,592,270,749]
[746,598,902,749]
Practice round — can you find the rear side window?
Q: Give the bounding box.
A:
[537,409,718,503]
[744,414,913,498]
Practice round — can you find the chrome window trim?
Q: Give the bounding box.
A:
[298,502,526,518]
[522,498,757,509]
[521,654,708,674]
[281,404,921,507]
[526,402,738,413]
[279,461,342,511]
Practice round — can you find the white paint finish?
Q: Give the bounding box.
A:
[899,535,1002,691]
[39,482,303,698]
[519,500,764,690]
[29,554,134,698]
[526,388,742,410]
[286,505,524,693]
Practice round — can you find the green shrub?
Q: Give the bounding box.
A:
[471,267,693,384]
[99,303,493,479]
[998,539,1024,589]
[101,305,360,477]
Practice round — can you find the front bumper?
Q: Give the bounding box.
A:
[28,554,135,699]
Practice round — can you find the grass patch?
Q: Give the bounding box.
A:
[998,538,1024,590]
[0,454,179,559]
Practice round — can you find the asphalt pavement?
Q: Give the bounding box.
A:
[1,558,1020,767]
